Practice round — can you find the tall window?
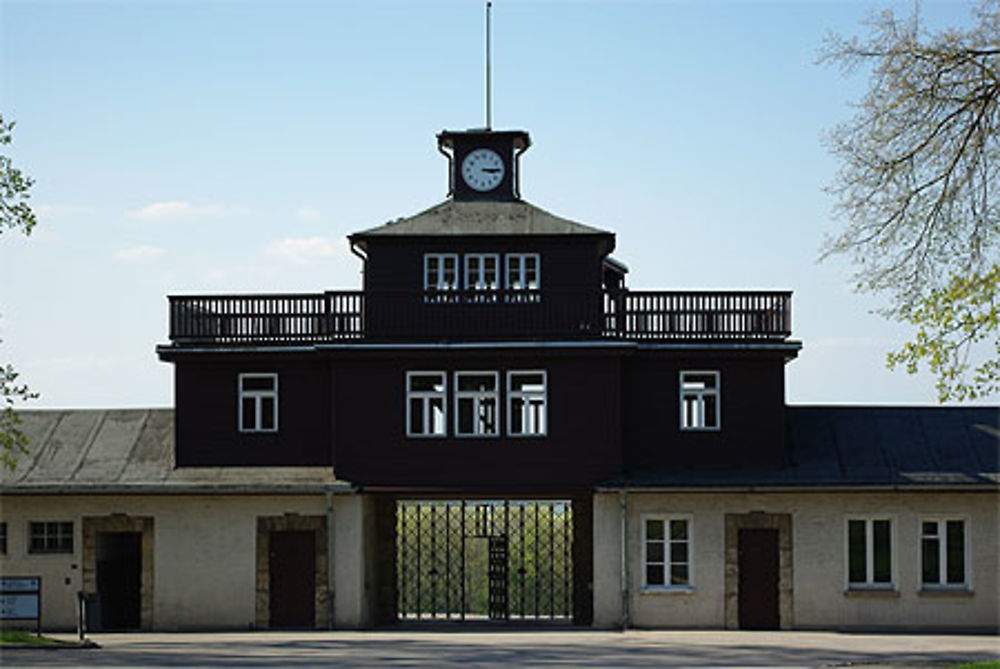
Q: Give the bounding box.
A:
[0,522,6,555]
[506,253,540,290]
[465,253,500,291]
[847,517,893,588]
[424,253,459,291]
[239,373,278,432]
[29,521,73,554]
[679,371,720,431]
[643,516,692,589]
[508,371,547,436]
[407,372,447,437]
[454,372,499,437]
[921,518,967,588]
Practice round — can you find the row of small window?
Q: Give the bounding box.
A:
[425,253,540,291]
[407,371,547,437]
[642,516,970,591]
[236,370,718,435]
[847,517,968,589]
[0,521,74,555]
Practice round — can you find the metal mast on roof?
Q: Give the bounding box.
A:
[485,1,492,130]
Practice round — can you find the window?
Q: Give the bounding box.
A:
[680,371,720,431]
[921,518,967,588]
[508,371,547,436]
[643,516,692,589]
[465,253,500,291]
[847,518,894,588]
[0,522,6,555]
[407,372,447,437]
[424,253,459,291]
[506,253,540,290]
[28,521,73,554]
[239,373,278,432]
[454,372,499,437]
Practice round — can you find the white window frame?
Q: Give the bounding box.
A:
[406,371,447,438]
[507,370,547,437]
[641,514,693,591]
[238,373,278,433]
[919,516,970,590]
[505,253,541,290]
[464,253,500,291]
[454,371,500,438]
[424,253,460,291]
[679,371,720,431]
[845,516,896,590]
[28,521,74,554]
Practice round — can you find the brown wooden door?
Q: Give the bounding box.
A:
[269,530,316,628]
[737,528,779,630]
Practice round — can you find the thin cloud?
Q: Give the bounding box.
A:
[266,236,342,264]
[125,201,248,222]
[114,245,166,263]
[296,207,322,221]
[34,203,94,218]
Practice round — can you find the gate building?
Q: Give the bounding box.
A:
[1,127,997,632]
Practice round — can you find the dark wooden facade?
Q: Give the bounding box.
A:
[157,128,800,626]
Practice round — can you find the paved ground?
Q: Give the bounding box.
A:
[1,630,998,667]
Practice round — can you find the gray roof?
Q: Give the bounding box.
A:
[2,410,350,494]
[612,406,1000,490]
[351,199,613,240]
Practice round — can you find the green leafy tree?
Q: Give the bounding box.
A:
[820,3,1000,401]
[1,113,39,469]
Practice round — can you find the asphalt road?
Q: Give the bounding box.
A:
[2,629,998,667]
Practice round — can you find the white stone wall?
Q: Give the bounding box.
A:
[0,493,372,631]
[592,490,999,631]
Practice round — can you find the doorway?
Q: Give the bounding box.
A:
[96,531,142,630]
[737,528,780,630]
[269,530,317,628]
[724,512,792,630]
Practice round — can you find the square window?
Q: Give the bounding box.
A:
[680,371,720,430]
[424,254,459,291]
[507,371,547,437]
[505,253,540,290]
[921,518,968,588]
[28,521,73,554]
[846,517,894,588]
[465,253,500,291]
[407,372,447,437]
[643,516,692,590]
[238,373,278,433]
[454,372,499,437]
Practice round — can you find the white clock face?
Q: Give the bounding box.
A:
[461,148,505,192]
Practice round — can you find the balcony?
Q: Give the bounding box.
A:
[167,289,792,345]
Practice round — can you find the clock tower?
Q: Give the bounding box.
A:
[437,129,531,202]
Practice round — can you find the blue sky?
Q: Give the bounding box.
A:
[1,0,993,408]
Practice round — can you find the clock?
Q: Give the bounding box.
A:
[461,148,505,192]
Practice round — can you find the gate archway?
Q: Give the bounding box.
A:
[396,500,573,622]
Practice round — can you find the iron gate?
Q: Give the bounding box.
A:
[396,500,573,622]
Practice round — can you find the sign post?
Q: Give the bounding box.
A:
[0,576,42,636]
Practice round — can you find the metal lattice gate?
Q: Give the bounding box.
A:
[396,500,573,622]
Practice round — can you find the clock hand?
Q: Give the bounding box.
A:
[482,168,501,173]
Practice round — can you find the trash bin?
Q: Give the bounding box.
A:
[77,592,102,633]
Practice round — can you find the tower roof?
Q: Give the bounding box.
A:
[351,199,614,252]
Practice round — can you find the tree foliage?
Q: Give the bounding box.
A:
[1,115,37,236]
[1,113,38,469]
[821,3,1000,401]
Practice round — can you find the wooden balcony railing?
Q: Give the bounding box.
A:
[167,289,791,344]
